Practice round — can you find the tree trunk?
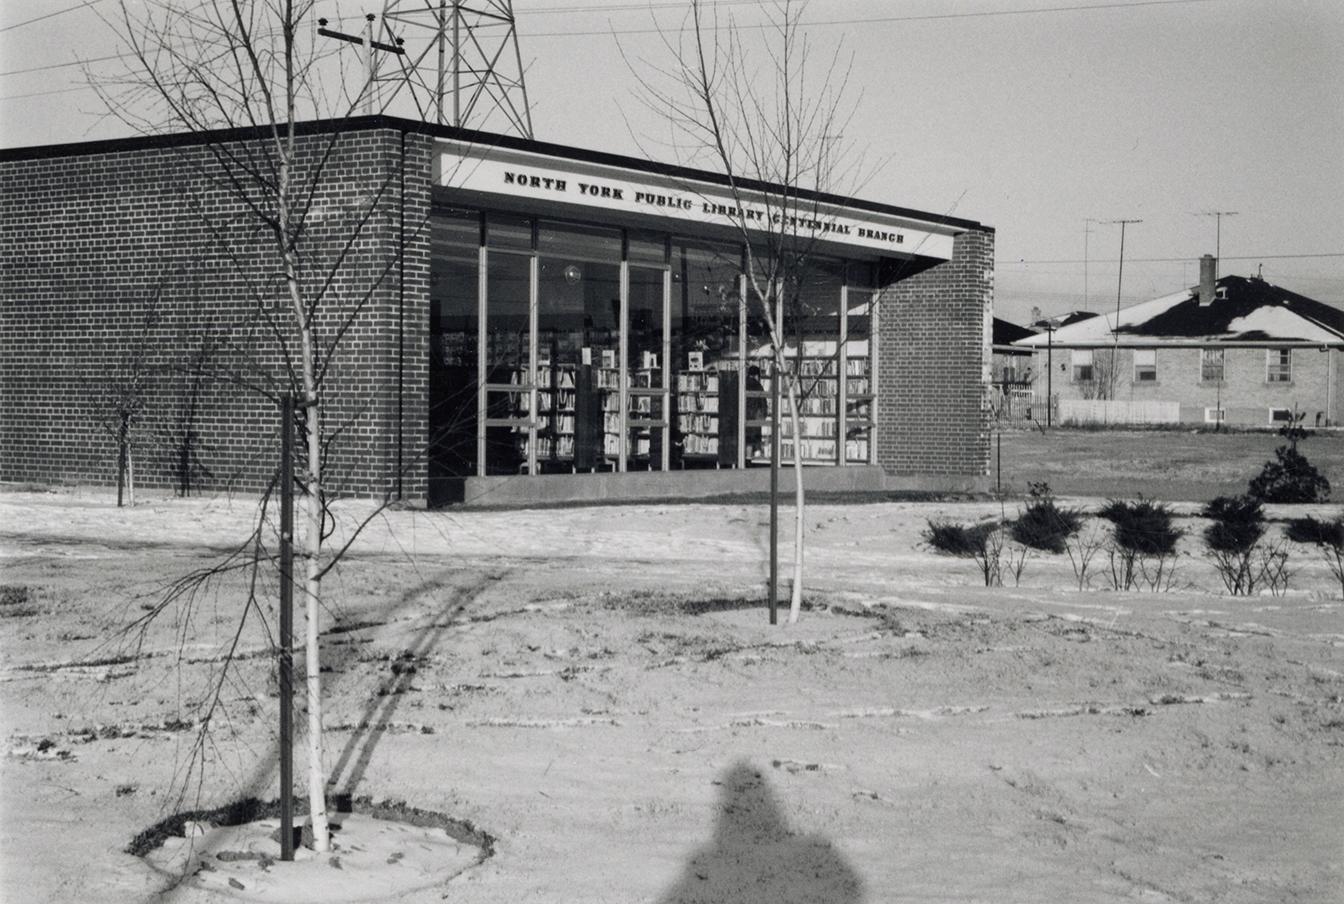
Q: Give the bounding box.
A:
[782,370,805,623]
[302,395,329,851]
[116,417,127,508]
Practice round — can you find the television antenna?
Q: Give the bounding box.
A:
[1194,210,1238,279]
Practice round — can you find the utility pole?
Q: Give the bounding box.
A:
[1083,218,1099,311]
[1196,210,1239,279]
[317,15,406,115]
[1045,323,1055,428]
[1104,219,1142,400]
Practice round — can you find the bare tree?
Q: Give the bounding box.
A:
[162,325,216,497]
[94,0,417,852]
[90,296,158,507]
[628,0,862,623]
[1078,356,1114,401]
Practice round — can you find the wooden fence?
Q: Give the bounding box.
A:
[1058,399,1181,425]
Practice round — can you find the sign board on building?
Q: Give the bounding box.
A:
[435,140,957,261]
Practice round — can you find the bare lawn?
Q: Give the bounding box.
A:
[996,427,1344,500]
[1,489,1342,903]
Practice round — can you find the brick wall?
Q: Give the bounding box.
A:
[876,229,994,477]
[1033,345,1342,427]
[0,123,434,499]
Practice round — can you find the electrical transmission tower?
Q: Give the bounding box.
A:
[375,1,533,138]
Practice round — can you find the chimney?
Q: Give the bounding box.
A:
[1198,254,1217,306]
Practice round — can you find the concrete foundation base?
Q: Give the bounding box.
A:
[436,466,990,507]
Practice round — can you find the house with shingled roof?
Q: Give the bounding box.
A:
[1014,256,1344,428]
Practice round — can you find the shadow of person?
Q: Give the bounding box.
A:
[657,761,864,904]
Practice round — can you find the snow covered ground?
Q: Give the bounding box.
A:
[2,488,1341,902]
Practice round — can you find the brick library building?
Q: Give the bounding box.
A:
[0,117,994,506]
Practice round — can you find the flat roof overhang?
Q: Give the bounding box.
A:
[431,136,962,270]
[0,113,985,275]
[1016,339,1344,350]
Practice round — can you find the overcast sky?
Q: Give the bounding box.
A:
[3,0,1341,324]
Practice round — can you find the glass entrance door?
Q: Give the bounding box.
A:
[626,262,669,469]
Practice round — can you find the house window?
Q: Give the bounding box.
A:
[1266,349,1292,383]
[1071,349,1094,382]
[1269,407,1293,425]
[1133,349,1157,382]
[1200,348,1225,382]
[1204,408,1225,424]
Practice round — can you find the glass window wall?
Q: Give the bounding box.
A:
[780,259,844,465]
[482,215,533,475]
[627,234,669,469]
[844,263,877,464]
[672,242,743,468]
[427,209,881,479]
[536,222,622,472]
[429,209,481,487]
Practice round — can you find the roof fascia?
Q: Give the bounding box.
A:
[0,114,991,235]
[1016,339,1344,349]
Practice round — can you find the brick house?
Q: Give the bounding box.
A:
[990,318,1036,417]
[1,116,995,504]
[1015,257,1344,428]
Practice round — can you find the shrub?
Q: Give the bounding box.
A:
[1286,515,1344,599]
[1063,522,1108,591]
[1201,495,1265,553]
[924,519,1005,587]
[925,520,998,557]
[1099,498,1183,557]
[1098,498,1183,591]
[1248,419,1331,504]
[1011,483,1083,553]
[1285,516,1344,548]
[1201,495,1277,596]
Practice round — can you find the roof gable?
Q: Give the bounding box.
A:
[1015,276,1344,347]
[993,318,1037,346]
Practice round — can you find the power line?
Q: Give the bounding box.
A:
[515,0,1224,38]
[0,84,93,101]
[1,0,1226,78]
[999,252,1344,264]
[524,0,774,15]
[0,53,127,78]
[0,0,104,33]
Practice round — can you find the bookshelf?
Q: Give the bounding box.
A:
[673,365,738,467]
[750,341,873,465]
[844,353,873,463]
[676,368,720,460]
[511,357,617,472]
[626,364,661,463]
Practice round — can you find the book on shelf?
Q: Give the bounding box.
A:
[779,439,837,462]
[682,434,719,456]
[523,435,577,459]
